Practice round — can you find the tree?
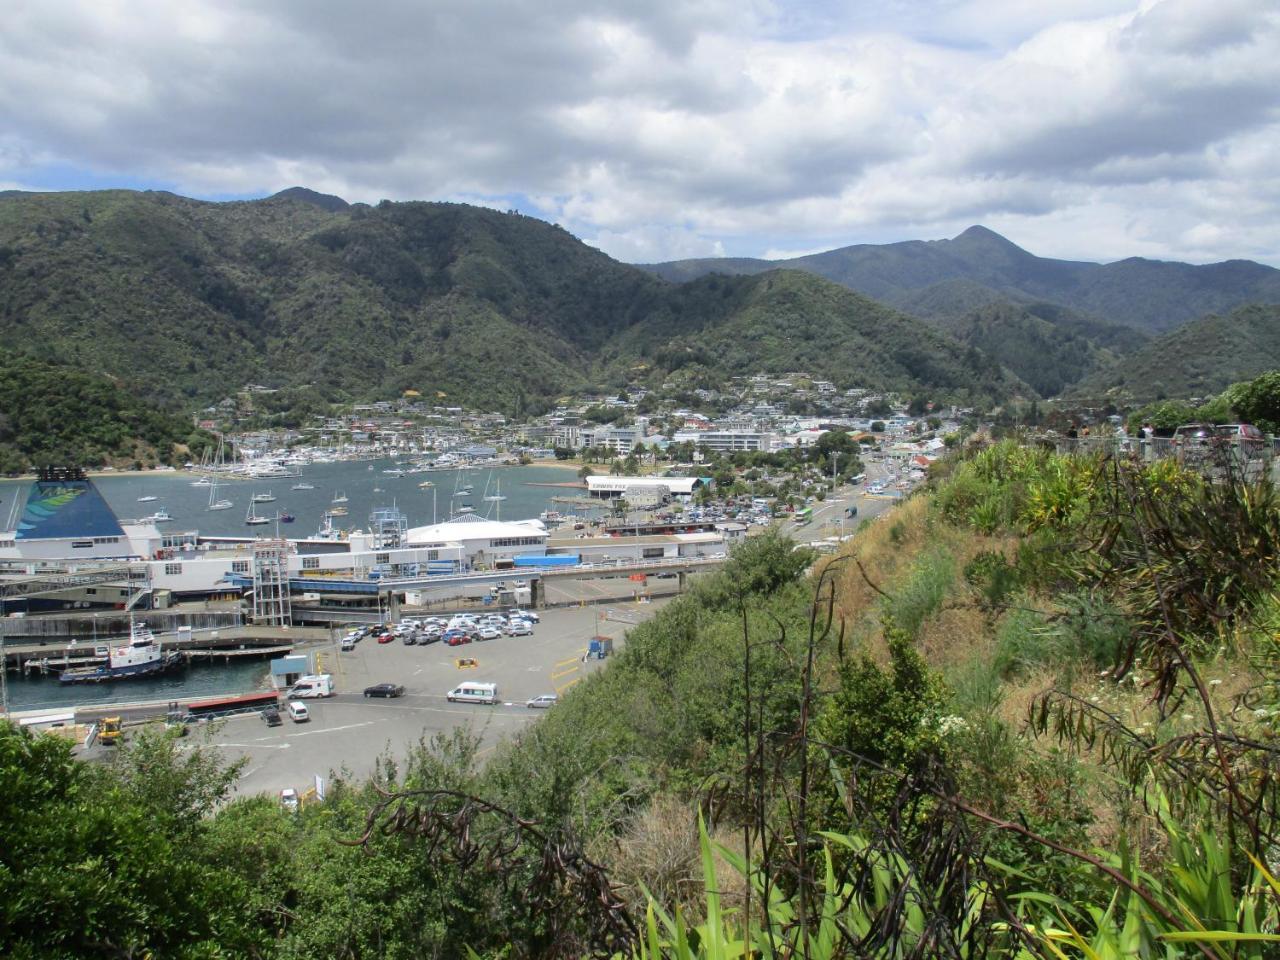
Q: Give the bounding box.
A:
[1229,370,1280,434]
[553,446,574,460]
[871,421,886,433]
[578,464,594,480]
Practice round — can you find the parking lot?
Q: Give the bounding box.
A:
[197,601,663,800]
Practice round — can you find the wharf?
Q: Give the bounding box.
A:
[3,626,327,675]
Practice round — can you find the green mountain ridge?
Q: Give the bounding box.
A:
[0,189,1027,416]
[640,225,1280,335]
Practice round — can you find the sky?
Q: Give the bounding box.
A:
[2,0,1278,266]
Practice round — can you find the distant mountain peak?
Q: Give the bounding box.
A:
[955,224,1004,241]
[267,186,349,212]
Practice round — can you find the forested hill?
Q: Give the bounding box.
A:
[640,225,1280,335]
[1068,302,1280,403]
[0,189,1025,414]
[0,350,215,472]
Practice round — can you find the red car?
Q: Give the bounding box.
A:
[444,630,472,646]
[376,632,395,644]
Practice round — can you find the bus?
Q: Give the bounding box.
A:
[793,506,814,526]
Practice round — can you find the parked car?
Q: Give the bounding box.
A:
[376,632,395,644]
[444,630,472,646]
[526,694,558,709]
[505,619,533,636]
[340,637,357,651]
[402,634,418,646]
[509,608,539,623]
[262,706,282,727]
[279,788,299,812]
[476,626,501,641]
[363,683,406,698]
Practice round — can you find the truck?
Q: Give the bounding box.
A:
[287,674,334,699]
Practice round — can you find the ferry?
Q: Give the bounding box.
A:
[59,621,186,684]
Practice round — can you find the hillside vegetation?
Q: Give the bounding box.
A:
[5,440,1278,957]
[1071,302,1280,403]
[0,190,1023,415]
[924,299,1146,397]
[0,350,215,473]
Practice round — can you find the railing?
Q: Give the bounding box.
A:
[1050,435,1275,482]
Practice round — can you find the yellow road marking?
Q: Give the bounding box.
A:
[554,676,582,695]
[550,664,579,681]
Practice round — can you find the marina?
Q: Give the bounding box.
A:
[0,461,600,539]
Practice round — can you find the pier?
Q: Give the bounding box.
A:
[2,626,319,676]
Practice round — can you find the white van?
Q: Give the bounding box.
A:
[287,701,310,723]
[287,674,334,699]
[447,682,498,704]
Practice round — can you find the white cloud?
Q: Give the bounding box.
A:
[0,0,1276,264]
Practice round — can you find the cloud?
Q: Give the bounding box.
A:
[0,0,1276,264]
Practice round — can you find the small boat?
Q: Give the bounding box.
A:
[252,490,276,503]
[190,477,212,486]
[59,621,186,684]
[332,491,348,504]
[326,505,348,516]
[207,479,232,511]
[373,486,383,493]
[418,480,433,488]
[245,505,271,526]
[142,509,172,524]
[137,495,159,503]
[291,482,314,490]
[278,512,296,523]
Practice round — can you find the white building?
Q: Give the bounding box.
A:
[404,514,549,570]
[671,430,774,452]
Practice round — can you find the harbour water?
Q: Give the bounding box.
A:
[6,659,270,713]
[1,459,594,713]
[0,460,590,538]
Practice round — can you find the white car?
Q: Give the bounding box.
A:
[509,608,540,623]
[526,694,558,709]
[476,626,501,641]
[279,788,299,812]
[505,619,533,636]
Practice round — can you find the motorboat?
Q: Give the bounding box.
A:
[252,490,277,503]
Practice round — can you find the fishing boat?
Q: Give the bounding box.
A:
[252,490,276,503]
[141,509,172,524]
[59,621,186,684]
[245,504,271,526]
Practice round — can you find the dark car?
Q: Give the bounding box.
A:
[363,683,406,698]
[262,706,282,726]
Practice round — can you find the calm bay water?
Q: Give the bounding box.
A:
[1,459,591,712]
